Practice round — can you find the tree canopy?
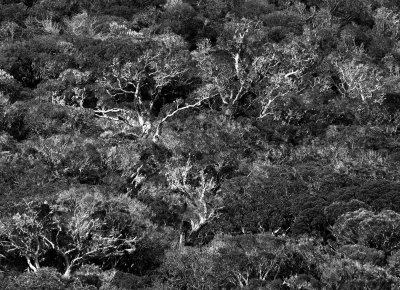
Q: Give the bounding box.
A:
[2,0,400,289]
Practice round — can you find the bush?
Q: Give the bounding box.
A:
[339,245,386,265]
[1,102,29,140]
[160,246,218,289]
[234,0,275,19]
[333,209,400,254]
[261,11,303,42]
[330,180,400,212]
[0,4,28,25]
[2,267,65,290]
[319,257,396,289]
[324,199,371,225]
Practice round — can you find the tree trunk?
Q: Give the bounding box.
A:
[179,232,185,248]
[186,222,208,246]
[63,267,72,279]
[26,256,39,272]
[179,219,190,247]
[61,254,72,279]
[137,113,152,137]
[152,123,162,143]
[34,257,40,271]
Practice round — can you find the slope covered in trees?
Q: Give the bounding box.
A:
[2,0,400,289]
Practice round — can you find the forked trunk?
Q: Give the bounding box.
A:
[26,256,40,272]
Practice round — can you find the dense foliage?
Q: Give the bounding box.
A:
[2,0,400,289]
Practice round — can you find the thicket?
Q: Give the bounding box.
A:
[2,0,400,289]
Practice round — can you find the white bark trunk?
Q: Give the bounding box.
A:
[61,254,72,279]
[25,256,39,272]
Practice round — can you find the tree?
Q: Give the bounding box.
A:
[322,0,374,27]
[330,180,400,213]
[332,49,385,104]
[333,209,400,255]
[373,7,400,40]
[63,11,97,37]
[0,187,153,278]
[324,199,370,225]
[96,32,207,142]
[0,21,20,41]
[192,17,319,119]
[0,36,74,91]
[165,159,223,246]
[213,234,287,288]
[0,201,52,272]
[161,246,218,289]
[52,187,152,278]
[318,255,396,289]
[216,167,296,235]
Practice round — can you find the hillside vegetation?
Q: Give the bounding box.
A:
[2,0,400,289]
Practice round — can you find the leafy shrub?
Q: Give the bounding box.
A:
[333,209,400,254]
[0,36,74,88]
[0,3,28,25]
[160,246,218,289]
[2,267,65,290]
[319,256,396,289]
[0,132,16,152]
[330,180,400,212]
[388,250,400,276]
[261,11,303,42]
[234,0,275,19]
[339,244,386,265]
[329,0,375,27]
[1,102,29,140]
[217,171,298,234]
[99,270,149,290]
[74,264,102,289]
[24,103,69,137]
[324,199,371,225]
